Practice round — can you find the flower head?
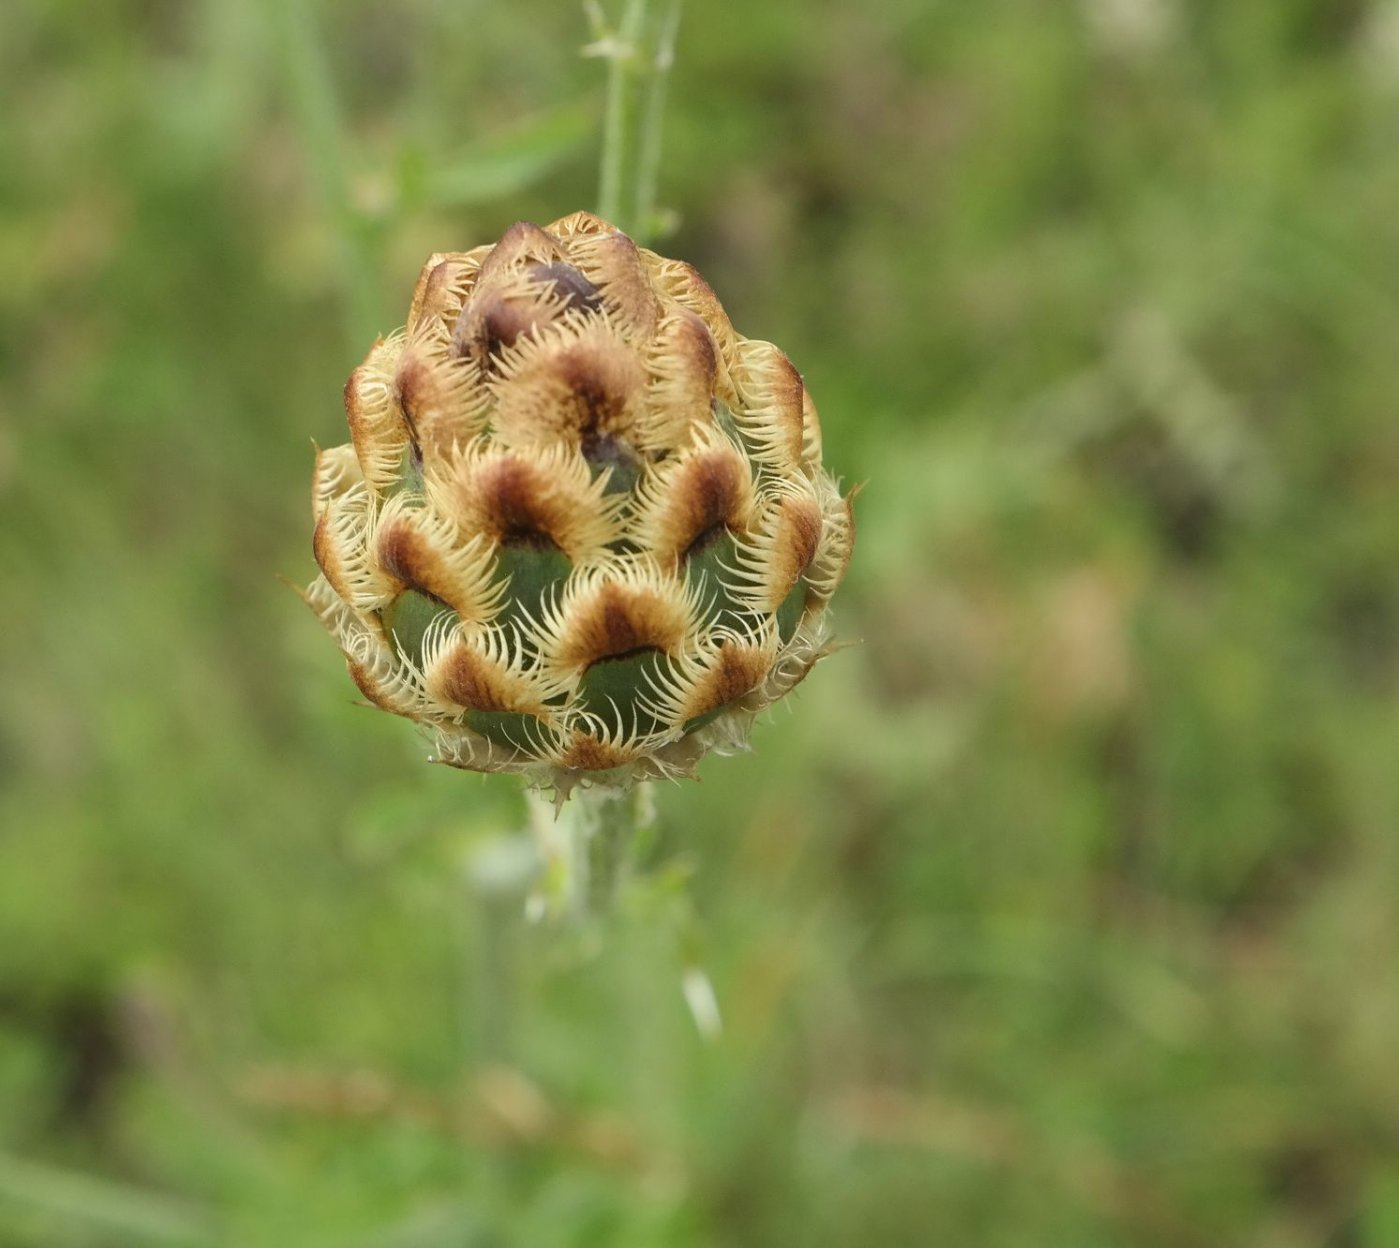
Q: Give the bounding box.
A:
[306,212,853,793]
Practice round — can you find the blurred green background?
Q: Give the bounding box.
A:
[4,0,1399,1244]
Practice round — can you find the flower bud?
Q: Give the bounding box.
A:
[306,212,853,793]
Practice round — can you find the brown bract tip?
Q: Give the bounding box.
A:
[395,346,486,465]
[339,619,429,719]
[374,503,501,621]
[425,633,547,715]
[805,482,856,603]
[407,251,488,342]
[732,487,824,612]
[644,256,739,366]
[554,730,639,772]
[313,490,396,610]
[490,324,646,452]
[311,444,364,519]
[544,565,695,672]
[566,229,661,342]
[344,335,410,490]
[633,430,755,565]
[772,493,823,589]
[672,638,773,723]
[453,262,602,366]
[435,441,619,561]
[643,309,723,443]
[476,222,564,286]
[730,340,807,472]
[547,211,614,238]
[346,655,407,714]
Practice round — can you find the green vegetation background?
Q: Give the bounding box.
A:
[4,1,1399,1244]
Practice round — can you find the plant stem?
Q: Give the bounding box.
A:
[595,0,650,232]
[528,784,651,920]
[633,0,684,242]
[463,834,537,1064]
[593,0,657,233]
[584,787,638,912]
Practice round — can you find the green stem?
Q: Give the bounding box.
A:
[594,0,650,233]
[584,788,637,913]
[463,834,537,1064]
[633,0,684,243]
[529,784,650,919]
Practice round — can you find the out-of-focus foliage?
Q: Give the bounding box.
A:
[3,0,1399,1244]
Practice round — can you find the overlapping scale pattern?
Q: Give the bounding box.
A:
[305,212,854,792]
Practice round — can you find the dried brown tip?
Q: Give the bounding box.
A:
[424,628,551,716]
[732,486,824,612]
[313,489,397,611]
[489,323,647,453]
[643,256,739,368]
[311,443,364,520]
[346,653,411,715]
[394,344,488,466]
[452,262,602,366]
[643,309,723,445]
[564,228,661,342]
[374,501,502,621]
[650,633,776,724]
[632,428,755,565]
[541,562,697,672]
[338,613,431,719]
[805,482,856,603]
[474,222,565,287]
[730,340,808,472]
[546,210,614,238]
[344,335,410,490]
[551,728,640,772]
[407,250,489,343]
[432,441,620,561]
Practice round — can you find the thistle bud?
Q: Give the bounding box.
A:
[305,212,853,793]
